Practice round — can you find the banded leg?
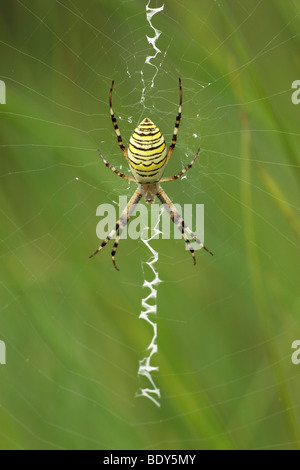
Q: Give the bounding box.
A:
[165,78,182,166]
[111,190,142,270]
[157,188,196,264]
[157,187,198,243]
[89,188,142,270]
[160,147,200,183]
[109,80,129,162]
[111,223,129,271]
[97,148,135,182]
[156,187,213,263]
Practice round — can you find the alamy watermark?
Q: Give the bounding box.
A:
[291,80,300,105]
[291,340,300,365]
[0,340,6,364]
[0,80,6,104]
[95,196,206,249]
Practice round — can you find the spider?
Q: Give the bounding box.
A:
[90,78,213,270]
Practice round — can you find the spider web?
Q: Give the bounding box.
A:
[0,0,300,450]
[135,0,164,409]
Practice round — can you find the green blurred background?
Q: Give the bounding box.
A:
[0,0,299,450]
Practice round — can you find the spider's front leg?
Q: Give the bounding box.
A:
[164,78,183,166]
[109,80,129,163]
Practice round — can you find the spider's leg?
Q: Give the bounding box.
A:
[111,230,121,271]
[156,187,197,242]
[89,223,119,259]
[109,80,129,162]
[160,147,200,183]
[156,188,196,264]
[97,149,135,182]
[156,187,213,264]
[110,189,142,271]
[165,78,182,166]
[89,188,142,269]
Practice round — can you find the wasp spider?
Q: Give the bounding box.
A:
[90,79,213,270]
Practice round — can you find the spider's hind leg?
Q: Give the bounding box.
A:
[89,222,119,259]
[156,187,213,264]
[169,208,197,265]
[90,188,142,271]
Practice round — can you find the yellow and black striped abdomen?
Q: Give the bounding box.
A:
[128,118,167,183]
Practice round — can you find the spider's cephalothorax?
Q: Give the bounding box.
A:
[90,79,213,270]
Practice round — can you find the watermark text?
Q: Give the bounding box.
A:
[291,340,300,365]
[0,340,6,364]
[291,80,300,105]
[0,80,6,104]
[95,197,205,249]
